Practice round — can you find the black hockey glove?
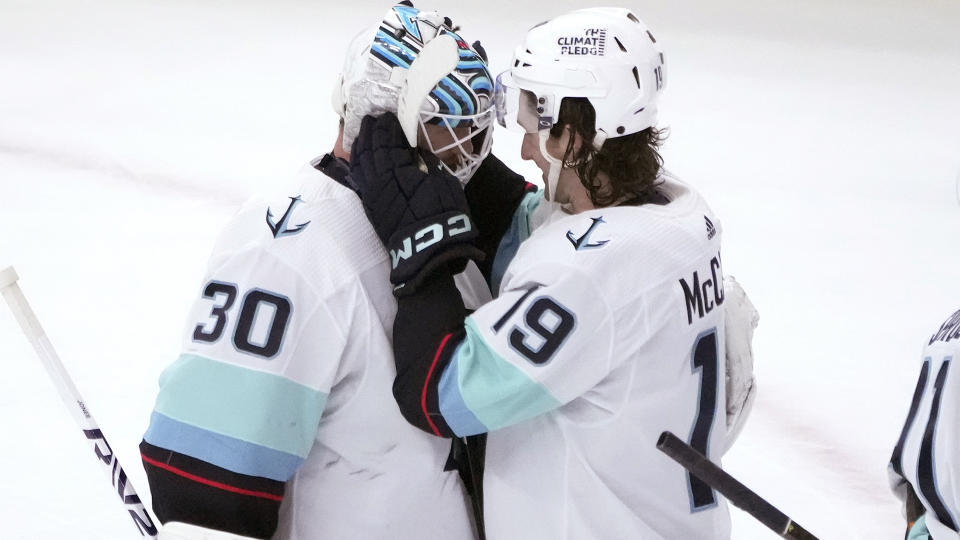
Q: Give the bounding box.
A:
[464,153,537,281]
[350,112,483,295]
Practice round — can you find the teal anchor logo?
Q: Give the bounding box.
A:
[566,216,609,251]
[266,196,311,238]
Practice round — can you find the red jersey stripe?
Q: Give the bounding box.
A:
[421,333,454,437]
[141,453,283,502]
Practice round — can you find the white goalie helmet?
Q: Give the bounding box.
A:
[332,4,494,183]
[396,32,495,184]
[494,7,666,198]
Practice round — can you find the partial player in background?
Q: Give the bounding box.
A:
[349,7,758,539]
[889,308,960,540]
[138,4,493,539]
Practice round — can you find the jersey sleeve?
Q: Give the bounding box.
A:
[487,192,543,294]
[392,261,616,438]
[463,153,539,290]
[141,247,346,538]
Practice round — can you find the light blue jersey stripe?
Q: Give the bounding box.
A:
[438,343,489,436]
[154,354,327,459]
[447,318,561,431]
[491,192,543,294]
[907,514,928,540]
[143,412,303,482]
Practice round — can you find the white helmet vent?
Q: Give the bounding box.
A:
[646,30,657,43]
[614,37,627,52]
[632,66,641,89]
[626,12,640,24]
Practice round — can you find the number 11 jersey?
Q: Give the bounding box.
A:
[890,309,960,539]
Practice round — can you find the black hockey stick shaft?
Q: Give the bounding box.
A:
[657,431,818,540]
[462,435,487,540]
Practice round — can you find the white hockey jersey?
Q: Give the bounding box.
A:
[435,174,731,539]
[142,159,475,539]
[890,309,960,539]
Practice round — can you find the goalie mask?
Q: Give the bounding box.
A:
[333,5,494,184]
[388,12,494,183]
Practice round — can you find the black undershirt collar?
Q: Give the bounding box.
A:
[311,153,359,195]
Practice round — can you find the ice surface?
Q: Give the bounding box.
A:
[1,1,958,538]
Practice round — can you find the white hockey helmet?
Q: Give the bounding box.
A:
[494,8,666,198]
[332,4,494,183]
[497,7,666,141]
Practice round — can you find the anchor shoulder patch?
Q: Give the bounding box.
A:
[266,196,312,239]
[566,216,609,251]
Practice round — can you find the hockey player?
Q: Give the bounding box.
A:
[349,7,757,539]
[889,308,960,539]
[138,5,494,539]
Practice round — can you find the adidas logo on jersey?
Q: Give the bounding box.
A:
[704,216,716,240]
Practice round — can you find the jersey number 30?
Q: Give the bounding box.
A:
[192,281,292,359]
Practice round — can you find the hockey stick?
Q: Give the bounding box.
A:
[0,266,159,538]
[657,431,818,540]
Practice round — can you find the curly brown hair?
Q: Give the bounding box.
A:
[550,97,666,207]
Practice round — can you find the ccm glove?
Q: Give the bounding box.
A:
[350,112,483,293]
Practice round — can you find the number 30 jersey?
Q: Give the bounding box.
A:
[890,309,960,539]
[413,174,731,539]
[140,156,474,539]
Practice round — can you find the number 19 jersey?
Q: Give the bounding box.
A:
[438,174,731,539]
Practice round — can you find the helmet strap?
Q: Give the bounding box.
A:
[592,129,608,151]
[538,130,564,201]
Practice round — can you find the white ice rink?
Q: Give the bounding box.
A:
[1,0,959,538]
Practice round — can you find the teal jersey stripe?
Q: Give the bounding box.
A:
[144,412,303,482]
[437,344,489,436]
[491,192,542,295]
[906,514,929,540]
[154,354,327,458]
[451,318,561,431]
